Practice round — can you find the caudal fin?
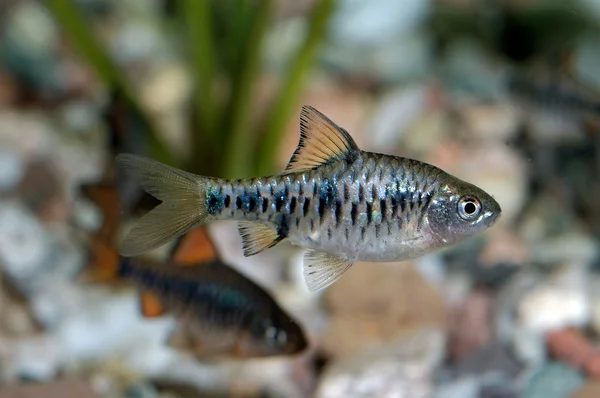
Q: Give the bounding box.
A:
[116,154,209,257]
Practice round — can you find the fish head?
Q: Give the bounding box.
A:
[426,178,501,245]
[237,312,308,357]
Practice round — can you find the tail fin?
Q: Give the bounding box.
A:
[116,154,210,257]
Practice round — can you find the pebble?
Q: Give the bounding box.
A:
[315,328,445,398]
[448,289,494,361]
[365,85,429,150]
[521,362,585,398]
[330,0,430,46]
[0,150,25,191]
[452,343,523,381]
[459,102,520,143]
[0,271,40,337]
[321,262,447,358]
[433,376,479,398]
[478,227,530,268]
[530,231,599,267]
[517,262,589,334]
[0,201,52,284]
[0,380,100,398]
[442,40,507,100]
[572,380,600,398]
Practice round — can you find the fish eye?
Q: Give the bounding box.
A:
[457,195,482,220]
[265,326,287,346]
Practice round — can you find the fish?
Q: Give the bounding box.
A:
[118,255,308,359]
[116,105,502,292]
[78,187,307,359]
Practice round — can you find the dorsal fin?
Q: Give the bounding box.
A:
[283,105,359,174]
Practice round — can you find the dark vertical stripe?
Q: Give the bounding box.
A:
[417,192,433,230]
[318,199,325,223]
[275,196,284,212]
[380,199,387,219]
[343,182,350,201]
[278,215,289,237]
[351,203,358,225]
[248,196,256,212]
[344,227,350,241]
[375,224,381,239]
[262,197,269,213]
[358,184,364,203]
[309,218,314,232]
[224,195,231,208]
[327,227,332,240]
[335,201,342,226]
[391,196,399,217]
[360,226,366,240]
[366,202,373,225]
[303,198,311,217]
[236,196,242,210]
[290,197,297,214]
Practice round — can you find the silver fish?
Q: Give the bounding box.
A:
[117,105,501,291]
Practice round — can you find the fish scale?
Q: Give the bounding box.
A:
[116,105,501,292]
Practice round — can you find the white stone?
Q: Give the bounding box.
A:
[433,376,479,398]
[517,263,590,334]
[0,151,24,191]
[5,1,58,56]
[0,201,52,281]
[530,230,599,267]
[330,0,430,45]
[315,328,445,398]
[366,85,428,150]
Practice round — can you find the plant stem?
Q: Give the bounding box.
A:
[181,0,218,174]
[256,0,336,175]
[45,0,176,166]
[222,0,275,179]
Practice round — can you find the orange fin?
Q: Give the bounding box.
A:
[171,226,218,265]
[79,237,120,284]
[81,182,121,243]
[140,290,166,318]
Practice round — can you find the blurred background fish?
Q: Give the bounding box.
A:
[118,255,308,359]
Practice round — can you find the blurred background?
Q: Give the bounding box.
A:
[1,0,600,397]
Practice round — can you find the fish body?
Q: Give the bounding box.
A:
[119,256,308,358]
[117,105,501,291]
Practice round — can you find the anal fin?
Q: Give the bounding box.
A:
[140,290,166,318]
[166,326,194,350]
[238,222,285,257]
[303,249,353,292]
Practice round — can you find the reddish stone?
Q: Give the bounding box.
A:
[546,328,600,377]
[0,380,99,398]
[448,289,494,361]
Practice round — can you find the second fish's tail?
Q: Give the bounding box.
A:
[116,154,212,257]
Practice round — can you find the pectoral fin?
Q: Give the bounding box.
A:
[238,222,285,256]
[166,326,195,350]
[303,249,353,292]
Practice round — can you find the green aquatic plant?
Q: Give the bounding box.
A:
[46,0,337,178]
